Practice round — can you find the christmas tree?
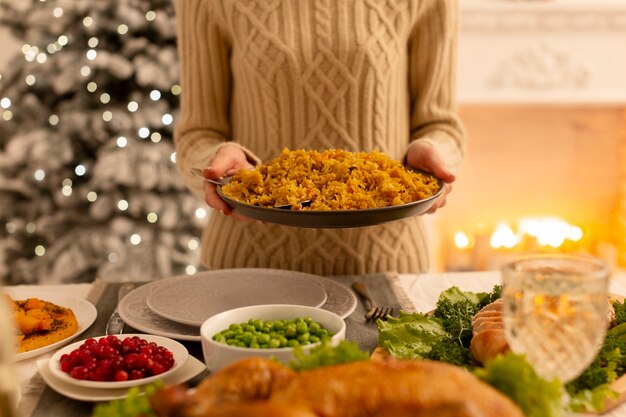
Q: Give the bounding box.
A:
[0,0,206,284]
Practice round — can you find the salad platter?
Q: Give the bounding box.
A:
[372,285,626,415]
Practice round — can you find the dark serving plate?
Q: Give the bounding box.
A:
[216,174,444,229]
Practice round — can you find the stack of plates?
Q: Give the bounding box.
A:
[37,334,206,402]
[117,269,358,341]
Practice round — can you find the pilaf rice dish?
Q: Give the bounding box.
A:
[220,148,441,210]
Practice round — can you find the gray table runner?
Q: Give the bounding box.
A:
[21,272,413,417]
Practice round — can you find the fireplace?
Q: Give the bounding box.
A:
[433,0,626,272]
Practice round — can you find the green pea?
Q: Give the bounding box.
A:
[229,323,241,331]
[285,324,297,338]
[269,338,281,348]
[250,342,260,349]
[242,332,254,345]
[257,333,270,344]
[297,332,310,343]
[309,322,321,334]
[310,335,320,344]
[296,322,308,335]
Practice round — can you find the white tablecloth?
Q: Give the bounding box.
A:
[11,271,626,416]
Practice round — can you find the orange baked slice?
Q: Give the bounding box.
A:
[6,295,78,353]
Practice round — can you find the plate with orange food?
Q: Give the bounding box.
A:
[3,290,97,361]
[212,148,444,228]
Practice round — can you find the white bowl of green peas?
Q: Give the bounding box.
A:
[200,304,346,372]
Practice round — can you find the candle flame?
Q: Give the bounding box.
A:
[489,217,582,249]
[490,223,519,249]
[454,231,470,249]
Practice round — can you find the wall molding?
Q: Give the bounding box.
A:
[458,2,626,104]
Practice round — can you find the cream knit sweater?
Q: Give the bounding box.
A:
[174,0,466,275]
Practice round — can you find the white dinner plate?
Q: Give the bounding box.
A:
[4,290,97,362]
[145,269,328,327]
[48,334,189,389]
[37,355,206,402]
[118,284,202,341]
[313,276,357,319]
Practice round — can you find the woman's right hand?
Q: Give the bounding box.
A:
[202,144,255,217]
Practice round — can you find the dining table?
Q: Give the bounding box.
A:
[8,268,626,417]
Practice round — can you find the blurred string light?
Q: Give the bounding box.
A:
[34,169,45,181]
[117,199,129,211]
[146,11,157,21]
[195,208,207,220]
[5,222,17,234]
[75,164,86,176]
[62,179,73,197]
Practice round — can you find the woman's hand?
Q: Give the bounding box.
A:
[405,140,456,214]
[202,144,255,217]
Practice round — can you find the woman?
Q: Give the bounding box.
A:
[174,0,466,275]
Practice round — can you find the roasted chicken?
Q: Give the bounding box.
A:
[151,356,524,417]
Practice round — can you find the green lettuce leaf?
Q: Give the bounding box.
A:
[377,312,448,359]
[474,353,565,417]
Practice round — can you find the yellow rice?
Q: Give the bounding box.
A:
[221,148,441,210]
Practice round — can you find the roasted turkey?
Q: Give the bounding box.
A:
[151,356,524,417]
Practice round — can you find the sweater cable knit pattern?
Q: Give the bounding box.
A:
[174,0,465,275]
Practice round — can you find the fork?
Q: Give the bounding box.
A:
[351,282,394,322]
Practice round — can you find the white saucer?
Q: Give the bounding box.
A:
[37,355,206,402]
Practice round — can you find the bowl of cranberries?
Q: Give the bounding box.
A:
[48,334,189,388]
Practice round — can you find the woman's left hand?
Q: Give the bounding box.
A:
[405,140,456,214]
